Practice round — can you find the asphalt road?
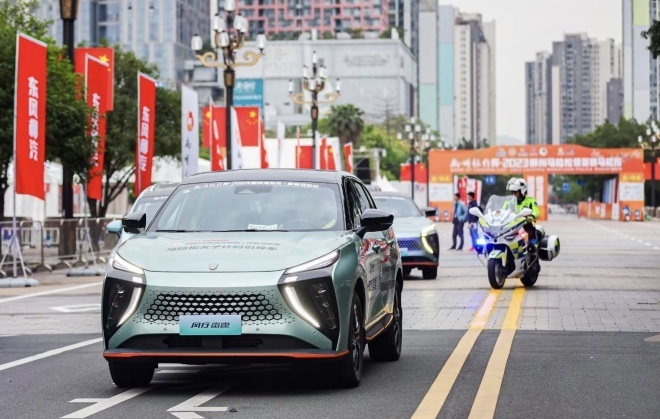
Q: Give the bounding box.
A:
[0,215,658,419]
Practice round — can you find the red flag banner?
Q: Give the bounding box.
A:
[209,104,226,171]
[400,163,428,183]
[85,55,109,201]
[319,137,328,170]
[260,118,269,168]
[327,145,337,171]
[135,73,157,196]
[234,107,260,147]
[343,143,353,174]
[296,145,313,169]
[15,33,47,200]
[75,47,114,111]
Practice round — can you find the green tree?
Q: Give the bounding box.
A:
[0,0,93,218]
[642,20,660,59]
[326,104,365,146]
[98,45,181,217]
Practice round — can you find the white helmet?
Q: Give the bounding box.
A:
[507,178,527,196]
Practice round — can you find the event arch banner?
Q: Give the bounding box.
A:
[428,145,644,221]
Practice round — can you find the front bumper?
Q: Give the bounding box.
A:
[397,236,439,268]
[102,271,338,358]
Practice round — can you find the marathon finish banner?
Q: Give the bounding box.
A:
[135,73,157,196]
[14,33,47,200]
[85,55,109,201]
[75,47,114,111]
[181,85,199,179]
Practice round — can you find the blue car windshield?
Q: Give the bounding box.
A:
[150,181,344,232]
[374,196,423,217]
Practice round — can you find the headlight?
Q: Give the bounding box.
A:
[421,225,439,255]
[284,250,340,274]
[102,273,145,346]
[112,253,144,275]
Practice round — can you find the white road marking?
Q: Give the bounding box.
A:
[62,387,151,418]
[168,386,231,416]
[0,282,102,304]
[644,334,660,342]
[51,304,101,313]
[0,338,101,372]
[171,413,204,419]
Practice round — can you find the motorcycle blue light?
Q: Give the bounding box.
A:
[476,238,486,245]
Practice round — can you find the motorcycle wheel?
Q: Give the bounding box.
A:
[521,260,540,287]
[487,259,506,289]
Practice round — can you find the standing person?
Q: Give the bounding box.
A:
[449,193,467,250]
[466,191,481,251]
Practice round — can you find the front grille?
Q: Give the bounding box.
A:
[398,238,422,251]
[135,289,294,326]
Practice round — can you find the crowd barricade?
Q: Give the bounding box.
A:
[0,218,120,275]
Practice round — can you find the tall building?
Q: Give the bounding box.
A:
[622,0,658,122]
[228,0,418,57]
[525,34,621,144]
[418,4,496,146]
[35,0,211,89]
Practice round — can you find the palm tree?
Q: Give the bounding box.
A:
[327,104,365,146]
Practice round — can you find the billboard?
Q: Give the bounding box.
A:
[234,79,264,116]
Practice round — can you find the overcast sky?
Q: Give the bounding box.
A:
[445,0,623,141]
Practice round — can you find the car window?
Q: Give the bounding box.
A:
[351,180,372,213]
[374,196,423,217]
[344,180,362,230]
[150,181,344,232]
[356,183,376,209]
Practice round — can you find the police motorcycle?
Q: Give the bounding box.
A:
[469,195,560,289]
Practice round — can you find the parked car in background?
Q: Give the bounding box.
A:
[371,192,440,279]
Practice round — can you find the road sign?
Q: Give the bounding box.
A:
[485,175,496,185]
[563,183,571,193]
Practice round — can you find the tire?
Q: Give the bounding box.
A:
[422,267,438,280]
[109,362,155,388]
[368,282,402,362]
[521,261,540,287]
[337,291,364,388]
[487,259,506,289]
[403,267,412,277]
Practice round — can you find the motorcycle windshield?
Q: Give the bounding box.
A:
[482,195,519,228]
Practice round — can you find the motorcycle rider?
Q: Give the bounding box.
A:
[507,178,541,250]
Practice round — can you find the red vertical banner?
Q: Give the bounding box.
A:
[85,55,109,201]
[209,104,226,171]
[343,142,353,173]
[319,137,328,170]
[202,105,211,148]
[135,73,157,196]
[296,146,313,169]
[296,127,301,169]
[75,47,114,111]
[327,145,337,170]
[14,33,47,200]
[234,107,260,147]
[260,118,269,168]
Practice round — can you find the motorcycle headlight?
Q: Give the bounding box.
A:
[112,254,144,275]
[284,250,339,274]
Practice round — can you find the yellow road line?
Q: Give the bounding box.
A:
[411,289,501,419]
[468,283,526,419]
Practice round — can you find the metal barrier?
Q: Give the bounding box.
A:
[0,218,120,276]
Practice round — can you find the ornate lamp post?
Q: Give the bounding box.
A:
[638,122,659,209]
[191,0,266,169]
[288,51,340,169]
[59,0,79,218]
[397,118,422,200]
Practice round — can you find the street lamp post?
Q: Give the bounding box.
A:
[398,118,422,200]
[638,123,659,209]
[191,0,266,170]
[59,0,79,218]
[289,51,340,169]
[421,131,437,206]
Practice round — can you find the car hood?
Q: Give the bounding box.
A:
[117,231,353,273]
[391,216,435,238]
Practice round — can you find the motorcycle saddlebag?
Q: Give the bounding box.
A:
[539,235,560,261]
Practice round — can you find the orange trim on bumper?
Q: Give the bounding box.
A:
[103,349,349,360]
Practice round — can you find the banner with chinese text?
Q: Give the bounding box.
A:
[181,85,199,178]
[135,73,157,196]
[85,55,109,201]
[75,47,114,111]
[14,33,47,200]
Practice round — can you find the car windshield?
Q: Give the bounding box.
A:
[150,181,344,232]
[484,195,518,214]
[131,195,170,224]
[374,196,422,217]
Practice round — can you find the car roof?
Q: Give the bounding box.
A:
[370,191,413,199]
[181,169,358,185]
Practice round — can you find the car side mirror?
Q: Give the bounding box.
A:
[517,208,533,218]
[423,207,438,217]
[106,220,122,237]
[469,207,484,218]
[122,212,147,235]
[356,209,394,238]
